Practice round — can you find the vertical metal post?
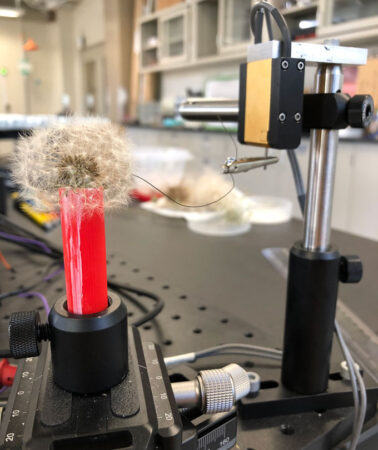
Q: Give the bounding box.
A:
[303,64,343,251]
[282,60,344,394]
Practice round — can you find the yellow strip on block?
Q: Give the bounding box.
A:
[244,59,272,146]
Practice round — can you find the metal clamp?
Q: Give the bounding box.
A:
[223,156,279,174]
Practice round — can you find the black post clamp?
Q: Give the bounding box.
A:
[302,93,374,130]
[282,243,364,395]
[8,291,128,394]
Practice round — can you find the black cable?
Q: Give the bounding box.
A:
[108,281,164,327]
[253,7,264,43]
[286,150,306,215]
[265,9,274,40]
[131,301,164,327]
[128,288,164,326]
[250,2,291,57]
[0,214,63,258]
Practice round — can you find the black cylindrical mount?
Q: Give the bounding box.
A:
[282,242,340,395]
[49,291,128,394]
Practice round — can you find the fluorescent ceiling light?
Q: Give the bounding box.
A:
[0,7,25,18]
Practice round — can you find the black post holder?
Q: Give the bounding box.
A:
[49,292,128,394]
[282,243,340,394]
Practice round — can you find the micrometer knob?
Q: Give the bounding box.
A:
[172,364,258,414]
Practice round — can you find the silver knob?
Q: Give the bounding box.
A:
[171,364,259,414]
[199,368,235,414]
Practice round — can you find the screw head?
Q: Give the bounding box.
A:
[297,61,304,71]
[280,424,295,435]
[340,360,361,381]
[294,112,302,122]
[278,113,286,122]
[281,60,289,70]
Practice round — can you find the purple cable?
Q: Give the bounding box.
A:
[0,386,8,393]
[16,265,63,315]
[0,231,52,255]
[43,265,64,281]
[19,291,50,315]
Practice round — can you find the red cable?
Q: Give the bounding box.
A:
[0,250,12,270]
[0,359,17,387]
[59,188,108,315]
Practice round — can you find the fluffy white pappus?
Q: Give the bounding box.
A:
[12,122,133,211]
[159,171,253,223]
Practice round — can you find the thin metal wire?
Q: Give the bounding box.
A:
[217,115,239,160]
[132,117,238,209]
[132,173,235,209]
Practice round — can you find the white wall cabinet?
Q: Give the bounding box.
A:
[140,3,191,71]
[218,0,253,53]
[139,0,378,73]
[317,0,378,44]
[192,0,218,59]
[159,7,190,64]
[140,16,159,68]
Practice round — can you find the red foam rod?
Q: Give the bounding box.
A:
[59,188,108,315]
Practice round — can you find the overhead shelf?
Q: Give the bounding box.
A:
[138,0,377,74]
[281,2,318,17]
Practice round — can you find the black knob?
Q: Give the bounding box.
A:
[347,95,374,128]
[339,255,363,284]
[9,311,42,359]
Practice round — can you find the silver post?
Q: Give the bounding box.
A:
[302,63,343,251]
[171,380,201,409]
[178,98,239,122]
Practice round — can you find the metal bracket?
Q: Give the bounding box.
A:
[247,40,368,66]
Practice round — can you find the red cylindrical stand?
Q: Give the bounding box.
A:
[59,188,108,315]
